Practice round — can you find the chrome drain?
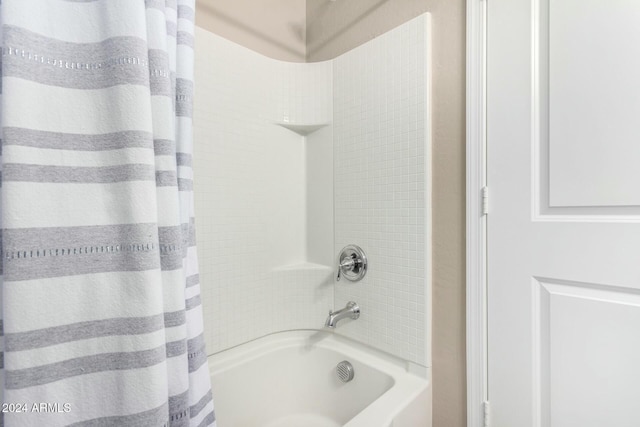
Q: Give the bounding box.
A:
[336,360,354,383]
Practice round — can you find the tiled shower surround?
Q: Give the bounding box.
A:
[194,15,430,367]
[193,30,333,353]
[333,16,430,366]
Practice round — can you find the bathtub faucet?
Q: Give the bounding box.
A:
[325,301,360,328]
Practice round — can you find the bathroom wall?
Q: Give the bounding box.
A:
[307,1,466,426]
[195,0,306,62]
[193,27,333,353]
[333,14,430,367]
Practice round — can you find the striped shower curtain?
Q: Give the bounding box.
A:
[0,1,215,426]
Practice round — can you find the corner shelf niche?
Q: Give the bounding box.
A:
[276,122,328,136]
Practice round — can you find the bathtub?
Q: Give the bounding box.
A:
[208,330,431,427]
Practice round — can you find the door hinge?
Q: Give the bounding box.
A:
[481,186,489,215]
[483,401,491,427]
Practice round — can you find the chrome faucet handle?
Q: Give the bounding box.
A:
[340,257,356,270]
[336,245,367,282]
[336,257,356,281]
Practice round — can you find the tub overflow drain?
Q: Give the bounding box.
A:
[336,361,354,383]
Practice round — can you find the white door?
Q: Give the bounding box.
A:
[487,0,640,426]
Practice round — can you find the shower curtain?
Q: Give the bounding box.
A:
[0,1,215,426]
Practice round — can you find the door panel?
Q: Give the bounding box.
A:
[488,0,640,425]
[541,280,640,426]
[548,0,640,208]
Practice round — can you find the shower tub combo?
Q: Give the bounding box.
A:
[208,331,431,427]
[197,10,433,427]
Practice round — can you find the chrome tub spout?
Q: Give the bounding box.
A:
[325,301,360,328]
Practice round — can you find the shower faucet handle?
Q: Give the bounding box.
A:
[340,257,356,270]
[336,257,355,281]
[336,245,367,282]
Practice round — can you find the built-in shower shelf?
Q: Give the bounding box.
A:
[272,262,333,273]
[275,122,328,136]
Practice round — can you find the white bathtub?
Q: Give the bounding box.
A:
[208,330,431,427]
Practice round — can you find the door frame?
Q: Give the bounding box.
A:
[466,0,488,426]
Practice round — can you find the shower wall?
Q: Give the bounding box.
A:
[333,15,430,367]
[193,28,333,354]
[193,16,431,368]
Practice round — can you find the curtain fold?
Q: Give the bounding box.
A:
[0,1,215,425]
